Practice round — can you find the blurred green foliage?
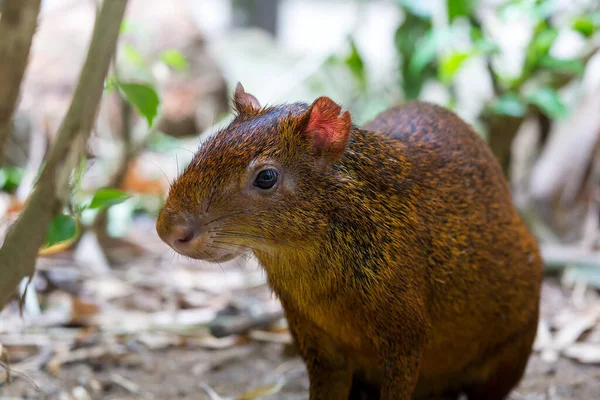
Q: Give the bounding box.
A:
[160,49,189,72]
[11,2,599,255]
[45,214,78,248]
[106,77,160,127]
[40,36,180,248]
[0,167,24,193]
[88,188,132,211]
[392,0,598,121]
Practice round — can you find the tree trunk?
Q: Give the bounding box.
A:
[484,115,525,179]
[0,0,41,168]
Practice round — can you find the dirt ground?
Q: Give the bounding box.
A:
[1,221,599,400]
[3,340,600,400]
[1,279,599,400]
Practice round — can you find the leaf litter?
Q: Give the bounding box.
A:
[0,224,599,399]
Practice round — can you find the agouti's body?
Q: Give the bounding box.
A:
[157,84,543,400]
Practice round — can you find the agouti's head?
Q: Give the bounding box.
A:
[156,83,352,262]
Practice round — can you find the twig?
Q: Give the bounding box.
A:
[0,343,10,384]
[46,345,113,372]
[92,93,133,244]
[0,0,130,309]
[248,330,292,344]
[541,244,600,268]
[0,343,40,391]
[199,382,224,400]
[209,310,284,338]
[0,0,42,168]
[109,372,141,394]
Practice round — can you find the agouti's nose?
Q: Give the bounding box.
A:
[172,225,196,246]
[156,212,200,254]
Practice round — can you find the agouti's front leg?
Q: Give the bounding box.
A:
[379,350,422,400]
[376,302,427,400]
[305,354,353,400]
[285,310,353,400]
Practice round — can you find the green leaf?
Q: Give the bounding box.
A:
[45,214,78,248]
[117,81,160,126]
[572,16,596,37]
[526,87,568,119]
[120,20,130,34]
[105,75,118,93]
[447,0,477,22]
[160,49,189,72]
[523,23,558,76]
[489,93,526,117]
[532,28,559,54]
[395,11,436,99]
[344,39,366,88]
[474,38,500,55]
[408,30,439,77]
[88,188,131,210]
[439,51,473,84]
[0,167,24,192]
[123,43,145,68]
[538,55,585,76]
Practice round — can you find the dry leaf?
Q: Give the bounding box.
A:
[248,330,293,345]
[136,333,180,350]
[47,345,110,375]
[552,309,600,350]
[236,381,285,400]
[109,372,141,394]
[194,335,239,350]
[6,197,26,215]
[70,296,100,323]
[533,319,553,352]
[120,159,167,196]
[563,342,600,364]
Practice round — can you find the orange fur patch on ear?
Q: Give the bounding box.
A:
[305,97,352,162]
[233,82,261,115]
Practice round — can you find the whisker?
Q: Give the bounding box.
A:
[140,159,172,187]
[205,243,237,252]
[204,211,245,226]
[213,232,302,251]
[174,146,196,156]
[211,240,256,252]
[214,231,285,243]
[203,250,226,275]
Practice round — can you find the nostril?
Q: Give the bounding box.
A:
[176,229,195,244]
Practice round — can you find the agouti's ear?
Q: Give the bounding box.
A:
[232,82,261,115]
[302,97,351,163]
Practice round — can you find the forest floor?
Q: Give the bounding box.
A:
[1,221,600,400]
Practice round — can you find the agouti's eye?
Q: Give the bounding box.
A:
[253,169,279,190]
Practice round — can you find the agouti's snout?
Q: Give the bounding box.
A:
[156,210,198,253]
[156,207,243,263]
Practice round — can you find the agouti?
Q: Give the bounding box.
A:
[156,83,543,400]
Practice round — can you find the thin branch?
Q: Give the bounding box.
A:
[93,92,133,244]
[0,0,42,167]
[0,0,129,309]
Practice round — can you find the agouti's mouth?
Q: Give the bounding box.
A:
[206,252,241,263]
[171,245,243,264]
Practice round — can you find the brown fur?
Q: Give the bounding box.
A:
[156,89,543,400]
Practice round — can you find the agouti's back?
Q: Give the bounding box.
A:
[364,102,542,396]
